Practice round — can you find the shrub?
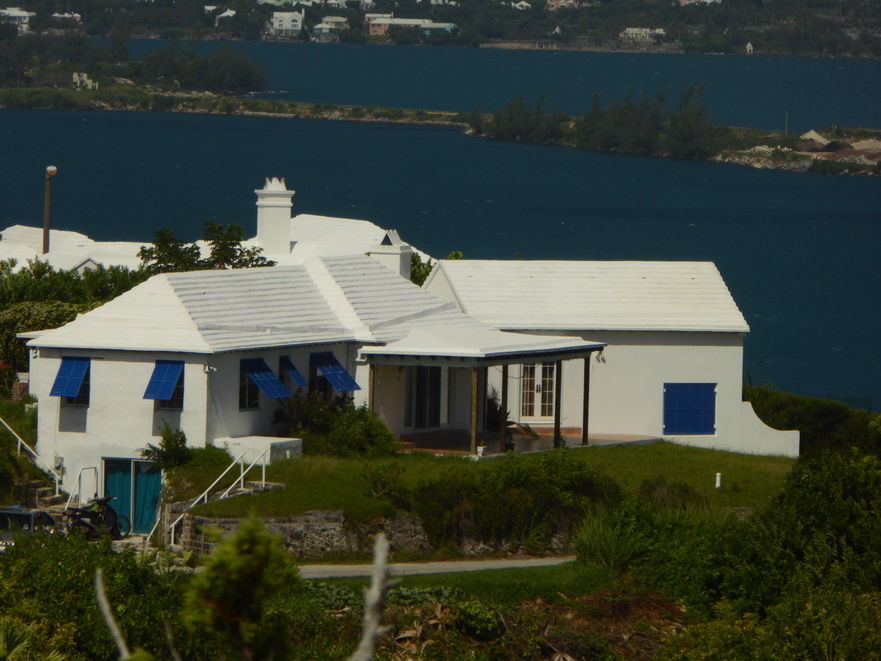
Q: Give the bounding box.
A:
[139,421,192,470]
[285,392,400,457]
[574,514,652,574]
[414,451,623,548]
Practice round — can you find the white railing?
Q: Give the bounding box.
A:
[165,450,268,546]
[0,416,61,496]
[65,467,98,510]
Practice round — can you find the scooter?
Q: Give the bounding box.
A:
[63,496,130,540]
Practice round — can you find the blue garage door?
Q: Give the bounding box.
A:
[663,383,716,435]
[104,459,162,534]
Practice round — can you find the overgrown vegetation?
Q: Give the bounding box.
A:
[413,450,624,550]
[281,392,400,457]
[139,422,192,471]
[471,84,720,160]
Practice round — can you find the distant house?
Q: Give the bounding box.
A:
[423,259,799,457]
[72,72,97,90]
[0,7,36,34]
[367,17,456,37]
[511,1,531,9]
[545,0,587,11]
[270,11,304,37]
[314,15,348,41]
[619,27,666,42]
[214,8,235,26]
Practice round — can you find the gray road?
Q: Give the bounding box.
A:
[298,555,577,579]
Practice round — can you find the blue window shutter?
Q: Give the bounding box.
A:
[312,352,361,392]
[144,361,185,400]
[663,383,716,435]
[241,358,292,399]
[50,357,91,397]
[280,356,307,388]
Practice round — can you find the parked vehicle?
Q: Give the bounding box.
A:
[0,506,62,551]
[63,496,130,540]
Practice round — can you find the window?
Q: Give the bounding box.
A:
[65,364,90,407]
[310,352,360,393]
[404,366,448,430]
[144,360,185,411]
[239,362,261,410]
[663,383,716,435]
[280,356,307,390]
[50,356,91,407]
[239,358,291,410]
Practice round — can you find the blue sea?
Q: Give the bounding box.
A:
[1,44,879,409]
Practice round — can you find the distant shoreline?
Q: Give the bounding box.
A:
[2,86,878,177]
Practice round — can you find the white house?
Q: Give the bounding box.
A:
[25,248,600,531]
[0,7,36,34]
[423,260,799,457]
[270,11,304,37]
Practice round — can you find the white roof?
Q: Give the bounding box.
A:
[0,225,144,271]
[27,255,482,354]
[361,326,603,365]
[425,260,749,333]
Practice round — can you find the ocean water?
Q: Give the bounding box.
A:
[2,45,880,410]
[126,39,881,132]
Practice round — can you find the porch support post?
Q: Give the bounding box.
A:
[470,367,478,455]
[368,363,375,413]
[553,360,562,444]
[582,355,591,446]
[499,364,509,453]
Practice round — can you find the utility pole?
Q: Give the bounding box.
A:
[42,165,58,254]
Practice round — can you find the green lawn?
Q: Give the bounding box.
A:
[578,441,794,508]
[324,561,613,608]
[183,441,793,521]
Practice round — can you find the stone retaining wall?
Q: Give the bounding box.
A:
[176,510,432,558]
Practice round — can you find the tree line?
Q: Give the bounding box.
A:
[468,84,718,161]
[0,28,266,93]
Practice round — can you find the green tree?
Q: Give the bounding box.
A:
[138,228,202,274]
[664,83,717,160]
[183,517,298,660]
[139,422,192,470]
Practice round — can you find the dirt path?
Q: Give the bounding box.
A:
[298,555,577,579]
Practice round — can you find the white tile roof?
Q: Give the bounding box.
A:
[27,255,481,354]
[426,260,749,333]
[361,326,603,364]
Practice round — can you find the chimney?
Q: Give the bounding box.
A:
[365,229,413,278]
[255,177,294,254]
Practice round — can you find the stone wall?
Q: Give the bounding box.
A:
[175,509,431,558]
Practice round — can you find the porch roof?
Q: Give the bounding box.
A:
[359,326,604,366]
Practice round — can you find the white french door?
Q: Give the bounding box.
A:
[520,362,555,421]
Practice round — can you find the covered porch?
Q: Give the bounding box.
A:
[360,326,606,455]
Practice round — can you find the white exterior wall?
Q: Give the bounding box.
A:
[31,348,209,493]
[487,330,797,457]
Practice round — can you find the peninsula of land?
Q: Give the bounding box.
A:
[3,85,879,177]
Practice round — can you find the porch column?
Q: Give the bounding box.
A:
[471,367,479,454]
[499,364,509,453]
[368,364,376,413]
[582,356,591,446]
[553,360,562,443]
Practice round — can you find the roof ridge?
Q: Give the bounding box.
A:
[306,256,376,342]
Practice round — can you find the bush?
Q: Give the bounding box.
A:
[139,422,192,470]
[285,392,400,457]
[414,451,623,548]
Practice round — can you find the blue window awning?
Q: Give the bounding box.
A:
[242,358,292,399]
[312,352,360,392]
[50,357,90,398]
[144,361,184,400]
[280,356,307,388]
